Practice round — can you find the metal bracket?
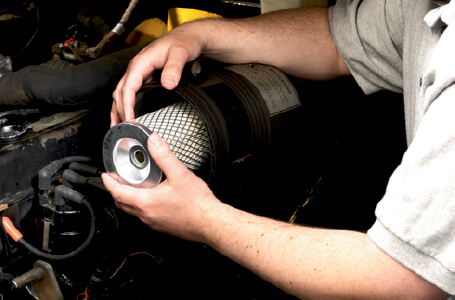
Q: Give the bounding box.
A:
[12,260,63,300]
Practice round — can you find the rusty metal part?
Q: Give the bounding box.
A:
[12,260,63,300]
[11,267,43,289]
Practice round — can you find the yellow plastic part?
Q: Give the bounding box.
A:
[167,7,223,31]
[125,17,169,46]
[125,8,223,47]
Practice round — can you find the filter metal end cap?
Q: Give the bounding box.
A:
[103,121,162,188]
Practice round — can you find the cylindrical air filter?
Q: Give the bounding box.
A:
[103,62,302,189]
[135,101,211,171]
[103,100,210,188]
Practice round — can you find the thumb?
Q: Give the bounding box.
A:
[148,133,189,180]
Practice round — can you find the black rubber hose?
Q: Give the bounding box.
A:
[0,41,151,107]
[38,156,93,192]
[62,169,107,192]
[18,198,95,260]
[69,162,103,176]
[62,169,88,186]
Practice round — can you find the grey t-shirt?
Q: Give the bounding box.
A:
[330,0,455,295]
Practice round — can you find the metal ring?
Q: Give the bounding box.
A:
[103,121,162,188]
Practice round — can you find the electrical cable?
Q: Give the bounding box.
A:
[0,218,15,277]
[76,287,89,300]
[2,197,96,260]
[109,251,159,280]
[288,176,322,224]
[62,169,107,192]
[119,0,140,24]
[38,156,93,192]
[88,0,140,59]
[15,4,40,58]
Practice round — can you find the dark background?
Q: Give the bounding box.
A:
[0,1,406,299]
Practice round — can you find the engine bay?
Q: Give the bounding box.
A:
[0,1,407,299]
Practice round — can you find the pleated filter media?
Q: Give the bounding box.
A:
[133,101,211,171]
[103,63,302,189]
[103,100,211,188]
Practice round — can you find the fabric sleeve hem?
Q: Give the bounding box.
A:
[328,6,379,95]
[328,4,403,95]
[328,6,372,95]
[368,221,455,295]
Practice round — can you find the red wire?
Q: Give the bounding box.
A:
[76,290,89,300]
[64,37,74,47]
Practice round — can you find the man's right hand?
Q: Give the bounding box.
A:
[111,25,206,127]
[110,7,349,127]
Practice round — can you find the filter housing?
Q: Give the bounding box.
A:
[103,62,302,190]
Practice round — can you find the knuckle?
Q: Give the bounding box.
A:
[112,88,119,99]
[154,145,173,161]
[120,85,129,94]
[110,189,121,201]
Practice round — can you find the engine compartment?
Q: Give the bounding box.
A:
[0,99,296,300]
[0,1,407,299]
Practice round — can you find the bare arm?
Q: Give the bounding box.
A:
[111,7,349,125]
[202,7,349,80]
[102,134,448,300]
[202,205,447,300]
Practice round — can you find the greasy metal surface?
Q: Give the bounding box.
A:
[11,266,44,289]
[0,109,89,203]
[33,260,64,300]
[11,260,63,300]
[0,124,32,142]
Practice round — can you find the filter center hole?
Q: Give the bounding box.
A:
[134,150,145,164]
[130,145,148,169]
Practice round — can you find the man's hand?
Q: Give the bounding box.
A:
[110,28,205,127]
[101,133,221,242]
[110,7,350,127]
[101,133,449,300]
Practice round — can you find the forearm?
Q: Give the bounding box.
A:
[102,133,447,299]
[111,7,348,124]
[182,7,349,80]
[202,203,447,300]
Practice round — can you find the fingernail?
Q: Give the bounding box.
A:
[163,76,177,88]
[149,133,163,148]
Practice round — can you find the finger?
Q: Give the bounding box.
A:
[112,75,127,124]
[147,133,190,180]
[160,46,192,90]
[112,74,125,103]
[113,201,136,217]
[121,86,137,122]
[118,67,140,122]
[120,57,157,121]
[102,173,144,206]
[110,102,120,127]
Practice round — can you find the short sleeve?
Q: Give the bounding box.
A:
[329,0,404,94]
[367,1,455,293]
[368,84,455,295]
